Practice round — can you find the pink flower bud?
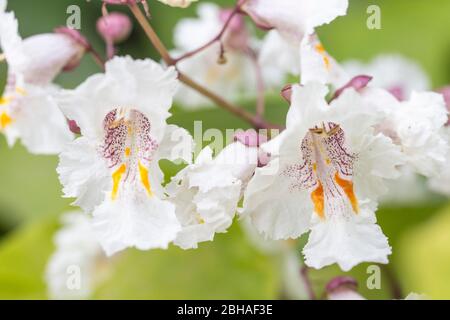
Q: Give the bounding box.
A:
[388,86,405,101]
[219,8,249,51]
[281,84,294,103]
[257,151,271,167]
[326,276,365,300]
[333,75,372,100]
[234,129,268,147]
[67,119,81,135]
[97,13,132,44]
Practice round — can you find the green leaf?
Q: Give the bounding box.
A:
[94,222,280,299]
[0,217,59,299]
[0,139,72,228]
[0,217,280,299]
[397,203,450,299]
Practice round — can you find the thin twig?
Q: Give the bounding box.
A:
[178,72,276,129]
[89,48,106,70]
[129,3,279,130]
[129,3,174,65]
[301,266,316,300]
[172,6,240,64]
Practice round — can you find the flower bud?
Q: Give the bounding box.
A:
[281,84,294,103]
[332,75,372,100]
[67,119,81,135]
[326,276,365,300]
[219,8,249,51]
[234,129,267,147]
[97,13,132,44]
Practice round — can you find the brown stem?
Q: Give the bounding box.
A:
[172,6,240,64]
[129,3,279,130]
[178,73,277,129]
[129,3,174,65]
[301,266,316,300]
[89,48,106,70]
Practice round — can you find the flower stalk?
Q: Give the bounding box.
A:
[129,2,279,130]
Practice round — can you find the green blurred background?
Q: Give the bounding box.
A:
[0,0,449,299]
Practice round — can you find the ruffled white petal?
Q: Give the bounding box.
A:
[168,144,248,249]
[57,137,110,212]
[244,0,348,39]
[154,124,194,164]
[92,192,180,256]
[303,206,391,271]
[390,91,448,177]
[58,56,178,141]
[242,158,312,240]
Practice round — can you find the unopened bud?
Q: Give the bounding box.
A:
[97,13,132,44]
[326,276,365,300]
[234,129,268,147]
[332,75,372,100]
[67,119,81,135]
[281,84,294,103]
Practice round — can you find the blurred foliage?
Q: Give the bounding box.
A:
[0,0,449,299]
[398,204,450,299]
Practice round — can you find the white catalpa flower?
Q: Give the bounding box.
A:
[57,56,194,256]
[257,0,348,81]
[45,212,106,300]
[343,54,430,101]
[363,88,449,178]
[157,0,198,8]
[0,4,86,154]
[242,83,404,271]
[172,3,258,109]
[167,140,258,249]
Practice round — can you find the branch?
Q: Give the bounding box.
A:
[171,6,240,64]
[129,3,279,130]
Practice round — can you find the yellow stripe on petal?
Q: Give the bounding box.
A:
[315,43,331,70]
[15,87,27,96]
[0,112,12,129]
[0,96,11,105]
[334,172,359,214]
[138,161,153,197]
[111,164,126,200]
[311,181,325,219]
